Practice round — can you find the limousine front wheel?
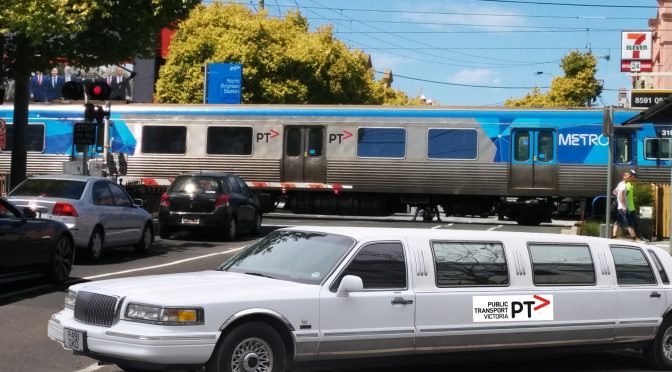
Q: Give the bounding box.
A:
[645,316,672,370]
[207,322,286,372]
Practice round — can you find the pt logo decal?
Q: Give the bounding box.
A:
[328,130,353,144]
[256,129,280,143]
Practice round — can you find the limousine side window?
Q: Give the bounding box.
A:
[528,244,595,285]
[431,242,508,286]
[610,246,656,285]
[332,242,406,290]
[649,250,670,285]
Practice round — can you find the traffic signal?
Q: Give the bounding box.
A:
[86,81,111,101]
[62,81,84,100]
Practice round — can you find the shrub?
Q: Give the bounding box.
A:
[579,220,601,237]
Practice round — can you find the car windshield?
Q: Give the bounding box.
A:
[169,176,221,194]
[218,230,356,285]
[10,179,86,200]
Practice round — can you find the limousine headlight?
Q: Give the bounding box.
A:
[65,290,77,309]
[125,303,202,324]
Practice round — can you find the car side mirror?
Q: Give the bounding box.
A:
[336,275,364,297]
[22,207,37,219]
[133,199,144,207]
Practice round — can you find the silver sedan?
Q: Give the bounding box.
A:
[8,175,154,261]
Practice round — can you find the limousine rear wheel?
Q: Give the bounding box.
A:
[644,316,672,370]
[207,322,286,372]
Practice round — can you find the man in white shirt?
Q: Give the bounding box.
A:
[612,171,638,240]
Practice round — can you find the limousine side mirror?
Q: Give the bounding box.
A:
[336,275,364,297]
[133,199,144,207]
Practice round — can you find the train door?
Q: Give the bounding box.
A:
[510,129,557,192]
[612,129,636,185]
[283,126,326,183]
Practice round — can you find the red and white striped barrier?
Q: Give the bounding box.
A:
[122,177,353,194]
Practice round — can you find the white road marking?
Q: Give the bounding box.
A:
[75,363,103,372]
[447,223,454,227]
[487,225,503,231]
[83,247,245,281]
[431,225,443,229]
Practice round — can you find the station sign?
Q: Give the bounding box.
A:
[621,31,653,61]
[0,119,6,149]
[205,63,242,104]
[621,60,653,73]
[631,90,672,109]
[73,122,97,145]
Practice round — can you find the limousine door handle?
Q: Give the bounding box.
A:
[651,291,662,299]
[391,297,414,305]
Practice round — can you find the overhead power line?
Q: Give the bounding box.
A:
[469,0,659,8]
[381,70,620,92]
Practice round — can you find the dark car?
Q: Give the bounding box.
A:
[0,197,75,283]
[158,172,262,240]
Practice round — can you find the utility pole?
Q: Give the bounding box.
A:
[259,0,264,9]
[604,106,614,238]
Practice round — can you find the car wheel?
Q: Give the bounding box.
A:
[206,322,286,372]
[644,316,672,370]
[86,228,104,262]
[223,218,237,241]
[159,223,172,239]
[48,234,74,283]
[134,223,153,254]
[251,213,262,235]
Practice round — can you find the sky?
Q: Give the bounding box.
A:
[240,0,659,107]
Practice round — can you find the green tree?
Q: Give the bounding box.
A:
[2,0,199,189]
[156,3,410,105]
[505,51,602,107]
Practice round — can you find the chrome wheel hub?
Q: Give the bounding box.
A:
[663,327,672,360]
[231,337,272,372]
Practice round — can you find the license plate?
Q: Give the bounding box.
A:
[63,328,85,352]
[182,217,199,224]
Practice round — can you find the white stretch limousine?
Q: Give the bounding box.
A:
[49,227,672,372]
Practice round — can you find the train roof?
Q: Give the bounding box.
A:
[0,103,644,123]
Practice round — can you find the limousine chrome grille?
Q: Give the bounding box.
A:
[74,292,121,327]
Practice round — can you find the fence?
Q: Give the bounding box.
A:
[653,183,671,240]
[122,180,167,216]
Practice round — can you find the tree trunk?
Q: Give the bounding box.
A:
[9,35,31,190]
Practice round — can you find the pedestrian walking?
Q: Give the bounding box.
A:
[612,171,640,241]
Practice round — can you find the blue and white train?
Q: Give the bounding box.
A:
[0,104,666,224]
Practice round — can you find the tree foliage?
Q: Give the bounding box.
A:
[505,51,602,107]
[155,3,411,104]
[2,0,199,188]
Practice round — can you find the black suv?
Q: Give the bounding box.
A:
[158,172,262,240]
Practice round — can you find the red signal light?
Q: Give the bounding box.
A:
[85,81,111,100]
[93,86,102,96]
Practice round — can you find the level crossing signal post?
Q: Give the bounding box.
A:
[64,81,112,176]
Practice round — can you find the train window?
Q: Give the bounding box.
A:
[308,128,323,157]
[357,128,405,158]
[514,131,530,162]
[528,243,595,285]
[206,127,252,155]
[286,128,302,157]
[644,138,672,160]
[142,126,186,154]
[427,129,477,160]
[537,131,554,162]
[0,124,45,152]
[610,246,656,285]
[431,241,508,286]
[614,134,632,164]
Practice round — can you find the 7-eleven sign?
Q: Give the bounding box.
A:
[622,31,653,61]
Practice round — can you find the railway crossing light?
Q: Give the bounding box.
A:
[62,81,84,100]
[86,81,111,101]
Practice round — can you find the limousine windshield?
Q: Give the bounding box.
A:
[218,230,355,284]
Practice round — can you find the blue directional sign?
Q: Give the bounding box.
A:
[205,63,243,104]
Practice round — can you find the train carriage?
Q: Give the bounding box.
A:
[0,104,665,224]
